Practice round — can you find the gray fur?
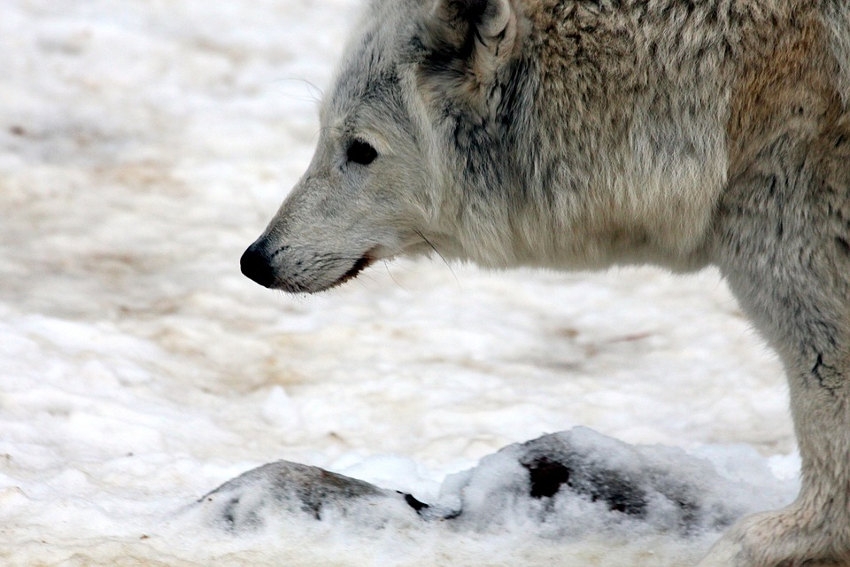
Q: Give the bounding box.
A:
[242,1,850,564]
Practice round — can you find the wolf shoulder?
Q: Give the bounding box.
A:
[509,0,850,266]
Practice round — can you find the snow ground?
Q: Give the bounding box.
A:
[0,1,800,565]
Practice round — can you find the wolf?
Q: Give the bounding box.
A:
[240,0,850,564]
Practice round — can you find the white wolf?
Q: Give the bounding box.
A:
[241,1,850,565]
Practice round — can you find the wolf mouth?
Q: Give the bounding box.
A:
[330,251,377,289]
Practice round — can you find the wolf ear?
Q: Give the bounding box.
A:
[425,0,518,77]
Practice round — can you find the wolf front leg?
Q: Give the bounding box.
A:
[697,381,850,567]
[700,134,850,566]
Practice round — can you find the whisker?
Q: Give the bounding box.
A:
[270,77,325,104]
[415,230,457,284]
[382,260,407,291]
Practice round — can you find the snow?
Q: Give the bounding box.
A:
[191,428,791,566]
[0,0,798,565]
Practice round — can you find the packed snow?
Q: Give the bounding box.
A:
[0,1,801,565]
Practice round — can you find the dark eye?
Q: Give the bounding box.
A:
[346,139,378,166]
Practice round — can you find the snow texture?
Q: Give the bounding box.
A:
[0,0,799,565]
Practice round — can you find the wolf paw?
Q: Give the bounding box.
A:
[697,507,850,567]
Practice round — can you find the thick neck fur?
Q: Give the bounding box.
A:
[415,0,845,273]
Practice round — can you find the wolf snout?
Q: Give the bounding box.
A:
[240,241,277,288]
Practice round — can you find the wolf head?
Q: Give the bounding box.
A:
[241,0,527,292]
[242,0,728,291]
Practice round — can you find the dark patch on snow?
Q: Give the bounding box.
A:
[522,455,647,516]
[401,492,431,514]
[525,456,571,499]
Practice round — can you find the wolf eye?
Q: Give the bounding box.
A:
[346,139,378,166]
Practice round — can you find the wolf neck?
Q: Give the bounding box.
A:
[433,0,741,272]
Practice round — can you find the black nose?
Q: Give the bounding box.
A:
[240,242,276,288]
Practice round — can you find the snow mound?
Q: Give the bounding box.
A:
[194,427,786,542]
[198,460,418,532]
